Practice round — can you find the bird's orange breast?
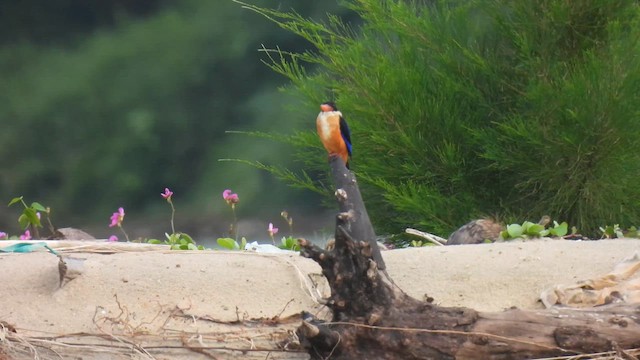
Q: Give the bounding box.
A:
[316,111,348,163]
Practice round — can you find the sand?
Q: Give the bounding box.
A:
[1,238,639,359]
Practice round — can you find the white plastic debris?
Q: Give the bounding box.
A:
[244,241,290,253]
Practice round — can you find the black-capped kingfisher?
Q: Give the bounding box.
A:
[316,101,352,168]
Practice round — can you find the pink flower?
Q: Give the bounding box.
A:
[268,223,279,237]
[108,235,118,242]
[19,230,31,240]
[36,212,41,220]
[109,207,125,227]
[0,232,7,239]
[222,189,239,205]
[161,188,173,200]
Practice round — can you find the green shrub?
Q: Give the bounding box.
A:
[243,0,640,237]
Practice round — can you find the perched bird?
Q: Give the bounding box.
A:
[316,101,352,168]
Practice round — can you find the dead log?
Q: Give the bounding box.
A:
[327,157,385,270]
[296,156,640,359]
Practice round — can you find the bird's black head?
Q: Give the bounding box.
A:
[321,101,338,111]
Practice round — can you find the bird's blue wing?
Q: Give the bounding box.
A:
[339,116,352,156]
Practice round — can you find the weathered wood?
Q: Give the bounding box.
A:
[296,156,640,359]
[328,155,385,270]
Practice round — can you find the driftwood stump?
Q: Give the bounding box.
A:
[296,156,640,359]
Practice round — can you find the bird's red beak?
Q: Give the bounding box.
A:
[320,104,333,112]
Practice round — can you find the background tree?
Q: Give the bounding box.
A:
[247,0,640,239]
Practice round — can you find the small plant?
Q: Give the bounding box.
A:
[501,220,568,240]
[8,196,48,239]
[279,236,300,251]
[217,236,247,250]
[409,240,431,247]
[109,207,130,242]
[267,222,279,245]
[19,229,32,240]
[216,189,245,250]
[548,221,570,237]
[596,224,640,239]
[161,188,176,234]
[41,206,56,235]
[281,210,294,237]
[222,189,240,240]
[147,187,203,250]
[149,232,204,250]
[625,226,640,238]
[0,229,31,241]
[276,211,300,250]
[163,232,203,250]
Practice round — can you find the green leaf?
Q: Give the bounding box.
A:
[25,208,42,228]
[549,222,568,237]
[625,226,639,238]
[217,237,238,250]
[280,236,296,249]
[278,236,300,250]
[30,202,47,212]
[168,234,180,244]
[240,237,247,250]
[187,243,198,250]
[147,239,163,244]
[524,224,545,236]
[179,233,195,244]
[197,245,205,250]
[521,221,535,232]
[506,224,523,238]
[18,214,29,230]
[8,196,24,207]
[600,225,615,238]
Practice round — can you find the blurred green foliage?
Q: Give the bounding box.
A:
[5,0,640,241]
[0,1,353,236]
[248,0,640,237]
